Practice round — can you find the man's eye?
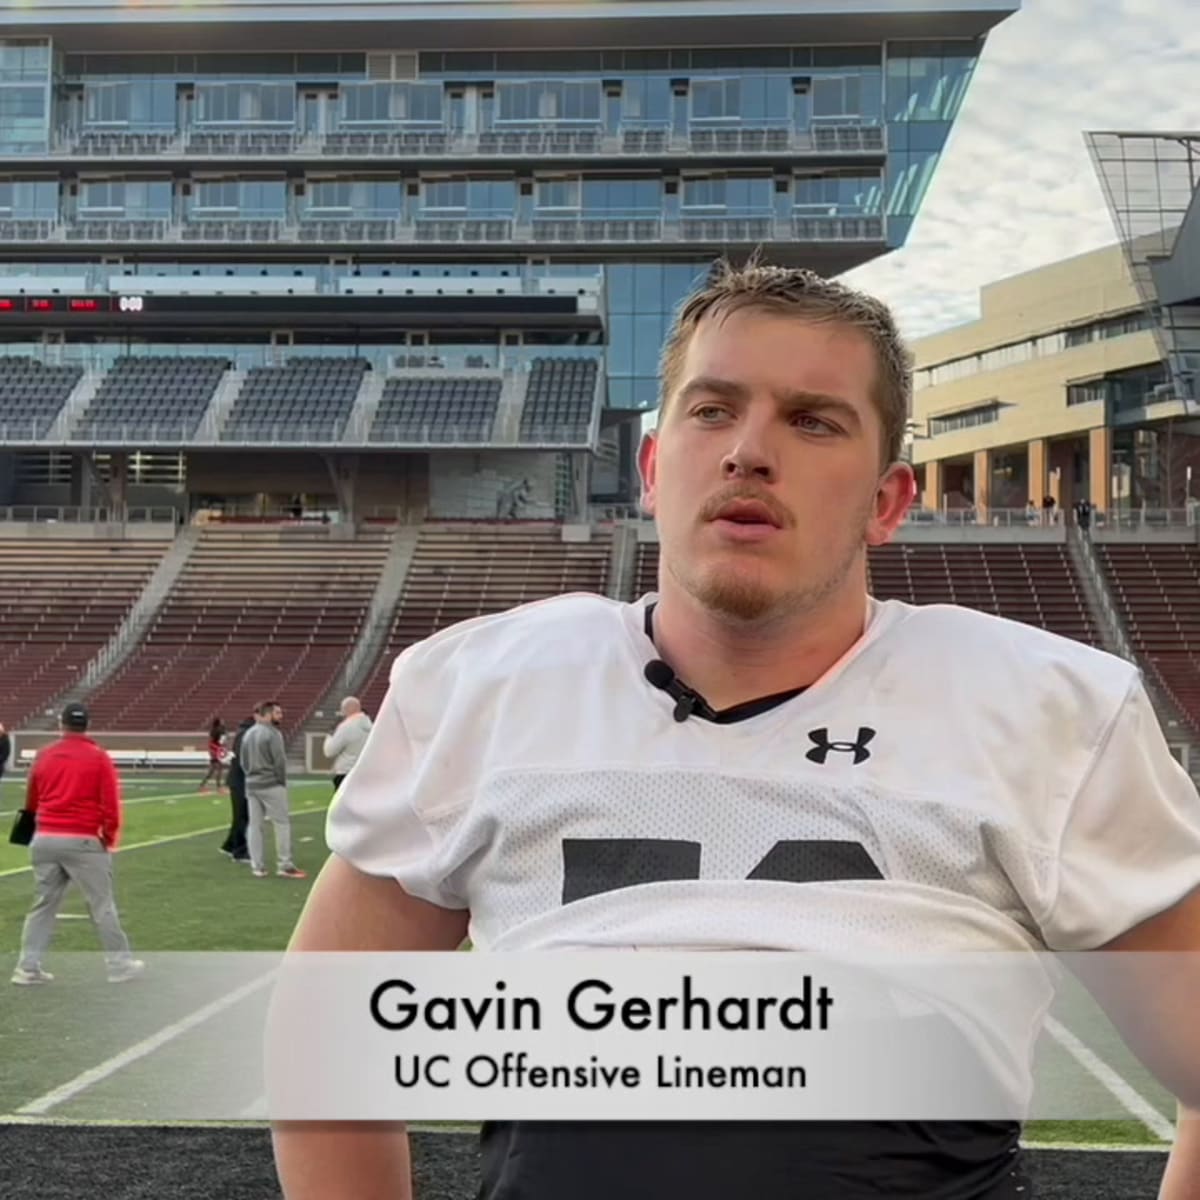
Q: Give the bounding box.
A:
[794,412,834,433]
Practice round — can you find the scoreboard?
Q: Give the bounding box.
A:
[0,295,147,315]
[0,292,587,330]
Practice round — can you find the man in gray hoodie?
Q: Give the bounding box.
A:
[322,696,373,794]
[239,700,305,880]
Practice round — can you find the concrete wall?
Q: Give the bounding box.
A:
[908,243,1173,515]
[428,450,558,520]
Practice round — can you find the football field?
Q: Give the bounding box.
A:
[0,775,1180,1198]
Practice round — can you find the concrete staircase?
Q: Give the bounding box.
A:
[305,524,421,729]
[45,524,201,720]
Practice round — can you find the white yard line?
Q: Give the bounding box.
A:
[0,804,327,878]
[1044,1016,1176,1143]
[0,789,227,820]
[16,969,279,1117]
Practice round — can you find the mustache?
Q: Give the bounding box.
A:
[698,485,793,528]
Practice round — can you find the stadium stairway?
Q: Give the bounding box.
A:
[308,524,421,725]
[358,522,613,716]
[83,524,392,735]
[0,535,172,729]
[48,524,202,718]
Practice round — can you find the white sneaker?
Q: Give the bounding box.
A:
[107,959,146,984]
[11,966,54,986]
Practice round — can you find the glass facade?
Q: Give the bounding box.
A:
[0,40,50,153]
[0,23,998,502]
[1089,132,1200,406]
[884,41,978,244]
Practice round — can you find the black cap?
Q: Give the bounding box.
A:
[61,702,89,732]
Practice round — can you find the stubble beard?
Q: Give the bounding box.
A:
[666,510,871,625]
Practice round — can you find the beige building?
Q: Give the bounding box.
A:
[909,243,1197,519]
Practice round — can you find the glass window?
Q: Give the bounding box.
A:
[423,178,466,210]
[79,179,171,219]
[0,86,47,151]
[581,177,659,215]
[192,178,285,218]
[0,41,50,83]
[497,80,601,123]
[622,77,671,125]
[682,176,725,209]
[536,177,580,210]
[691,78,739,121]
[794,172,882,214]
[0,179,57,219]
[84,80,176,129]
[812,74,863,119]
[607,263,635,314]
[467,178,516,214]
[195,82,296,127]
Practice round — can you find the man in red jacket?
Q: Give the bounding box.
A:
[12,703,144,986]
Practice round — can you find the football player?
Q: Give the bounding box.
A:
[274,262,1200,1199]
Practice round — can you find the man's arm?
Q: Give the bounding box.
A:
[24,758,40,813]
[322,723,348,761]
[98,754,121,850]
[1090,887,1200,1200]
[271,728,288,788]
[271,854,469,1200]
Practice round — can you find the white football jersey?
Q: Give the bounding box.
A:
[328,592,1200,955]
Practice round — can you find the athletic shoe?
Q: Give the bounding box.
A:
[277,866,307,879]
[252,868,269,878]
[11,966,54,986]
[219,847,232,858]
[107,960,146,984]
[232,855,251,864]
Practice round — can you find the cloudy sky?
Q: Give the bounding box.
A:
[845,0,1200,342]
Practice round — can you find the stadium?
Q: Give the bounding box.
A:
[0,2,1195,1198]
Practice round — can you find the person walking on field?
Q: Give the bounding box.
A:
[199,716,228,792]
[322,696,373,794]
[12,703,144,986]
[240,701,305,880]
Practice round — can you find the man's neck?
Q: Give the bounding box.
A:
[649,586,870,712]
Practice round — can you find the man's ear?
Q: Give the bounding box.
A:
[638,428,660,517]
[866,462,916,546]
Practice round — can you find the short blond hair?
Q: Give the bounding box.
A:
[659,260,912,467]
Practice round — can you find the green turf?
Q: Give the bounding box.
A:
[0,778,1181,1145]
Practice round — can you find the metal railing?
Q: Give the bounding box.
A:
[1070,525,1134,661]
[20,123,887,162]
[0,505,178,523]
[903,507,1062,528]
[0,213,886,246]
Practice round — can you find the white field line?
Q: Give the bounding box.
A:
[0,789,220,820]
[16,968,279,1117]
[0,804,328,878]
[1044,1016,1176,1143]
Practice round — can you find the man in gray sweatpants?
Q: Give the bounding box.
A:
[239,701,305,880]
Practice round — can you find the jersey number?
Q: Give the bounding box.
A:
[561,838,882,904]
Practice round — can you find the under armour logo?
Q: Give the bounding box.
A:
[806,726,876,765]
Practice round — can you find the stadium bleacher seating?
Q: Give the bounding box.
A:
[0,538,169,727]
[359,523,612,715]
[370,376,501,443]
[520,357,598,443]
[220,356,368,442]
[71,356,229,442]
[0,356,83,440]
[867,544,1102,644]
[635,540,1102,645]
[84,525,390,734]
[1097,543,1200,735]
